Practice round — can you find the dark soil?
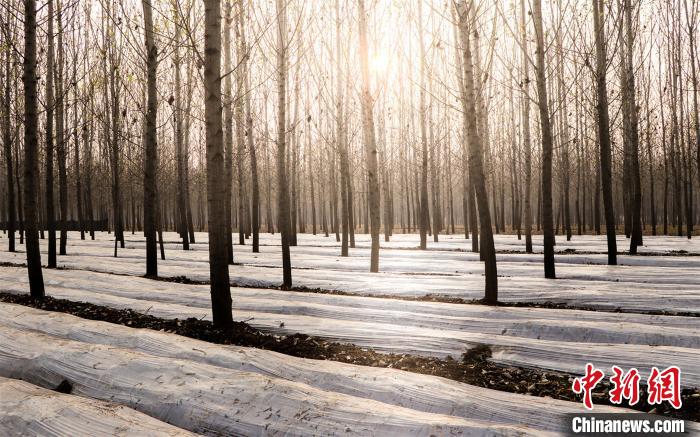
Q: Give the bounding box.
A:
[54,379,73,394]
[0,292,697,421]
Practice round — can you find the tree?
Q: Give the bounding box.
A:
[237,0,260,253]
[456,0,498,304]
[23,0,45,299]
[681,0,697,240]
[357,0,381,273]
[143,0,158,277]
[233,0,247,249]
[107,3,125,253]
[2,8,15,253]
[554,0,572,242]
[418,0,430,250]
[56,0,68,256]
[519,0,533,253]
[593,0,617,265]
[172,0,190,251]
[46,0,57,267]
[532,0,556,278]
[622,0,643,252]
[72,52,84,241]
[204,0,234,329]
[223,0,235,262]
[336,0,350,257]
[276,0,292,287]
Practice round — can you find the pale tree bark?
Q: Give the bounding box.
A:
[82,3,95,241]
[643,70,656,235]
[46,0,57,267]
[14,123,23,245]
[56,1,67,256]
[336,0,350,257]
[357,0,381,273]
[263,91,274,234]
[23,0,45,298]
[184,55,196,243]
[659,67,668,235]
[685,0,700,232]
[172,0,190,251]
[2,26,14,252]
[451,5,469,244]
[72,59,84,241]
[532,0,556,278]
[223,0,235,262]
[204,0,234,329]
[418,0,430,250]
[508,68,521,241]
[234,0,246,248]
[109,24,125,253]
[84,79,95,241]
[307,120,316,236]
[142,0,158,277]
[554,3,571,242]
[429,83,440,243]
[276,0,292,287]
[623,0,643,252]
[379,109,393,242]
[519,0,533,253]
[593,0,617,264]
[289,52,301,246]
[456,0,497,304]
[237,0,260,253]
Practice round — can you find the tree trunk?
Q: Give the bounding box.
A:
[357,0,381,273]
[645,83,656,235]
[429,86,439,243]
[418,0,430,250]
[456,0,497,304]
[533,0,556,278]
[223,1,235,261]
[184,57,196,243]
[276,0,292,287]
[686,0,700,237]
[622,0,643,253]
[204,0,234,329]
[336,0,350,257]
[554,13,571,242]
[142,0,158,277]
[73,60,84,241]
[2,36,14,252]
[22,0,45,298]
[263,92,274,235]
[109,36,124,252]
[592,0,617,265]
[519,0,533,253]
[56,2,67,256]
[85,72,95,241]
[15,137,23,245]
[172,1,190,251]
[237,0,260,253]
[46,0,57,267]
[234,1,247,248]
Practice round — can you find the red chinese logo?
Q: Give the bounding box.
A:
[572,363,605,410]
[647,366,682,409]
[609,366,640,405]
[572,364,682,410]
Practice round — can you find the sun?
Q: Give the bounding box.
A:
[369,52,389,76]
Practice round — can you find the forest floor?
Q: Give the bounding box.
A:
[0,231,699,435]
